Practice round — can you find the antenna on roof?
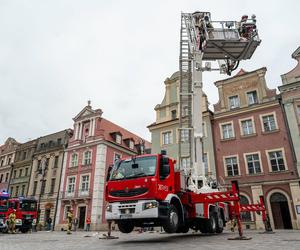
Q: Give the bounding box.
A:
[87,100,91,107]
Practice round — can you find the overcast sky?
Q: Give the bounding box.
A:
[0,0,299,144]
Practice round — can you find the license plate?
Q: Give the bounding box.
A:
[120,214,132,219]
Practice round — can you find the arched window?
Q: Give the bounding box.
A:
[270,193,287,203]
[71,153,78,168]
[240,195,252,222]
[83,151,92,165]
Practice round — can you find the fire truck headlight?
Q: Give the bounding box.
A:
[16,219,22,225]
[32,219,36,225]
[106,204,112,212]
[143,201,158,210]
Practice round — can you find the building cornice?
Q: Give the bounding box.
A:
[213,101,279,120]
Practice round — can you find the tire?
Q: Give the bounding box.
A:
[20,228,28,233]
[201,213,217,234]
[162,205,179,233]
[216,214,224,234]
[117,221,134,234]
[176,223,190,233]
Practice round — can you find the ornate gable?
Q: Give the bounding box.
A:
[73,101,103,121]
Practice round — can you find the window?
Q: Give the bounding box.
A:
[83,151,92,165]
[240,195,252,221]
[114,153,121,162]
[5,173,9,182]
[50,178,55,194]
[13,170,17,179]
[23,151,27,160]
[46,158,49,168]
[225,157,239,176]
[67,177,75,193]
[246,154,261,174]
[15,186,19,197]
[247,91,258,105]
[81,175,89,191]
[0,174,3,183]
[129,140,134,149]
[37,160,41,171]
[221,123,234,139]
[8,157,11,165]
[229,95,240,109]
[162,131,172,145]
[54,156,59,168]
[25,168,28,176]
[57,138,62,145]
[10,187,14,197]
[49,140,53,147]
[116,134,122,144]
[21,185,25,196]
[0,158,3,166]
[180,129,189,142]
[241,119,254,135]
[40,180,46,195]
[181,157,191,169]
[203,153,208,176]
[183,106,189,116]
[33,181,38,196]
[171,110,177,120]
[262,114,277,132]
[71,154,78,167]
[269,151,285,172]
[19,169,23,178]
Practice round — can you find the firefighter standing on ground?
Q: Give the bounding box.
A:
[66,209,73,234]
[8,209,16,234]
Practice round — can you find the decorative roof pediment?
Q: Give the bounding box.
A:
[73,102,103,121]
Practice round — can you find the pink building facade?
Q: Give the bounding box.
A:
[55,103,150,230]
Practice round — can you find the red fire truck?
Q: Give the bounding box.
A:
[0,195,38,233]
[105,12,267,239]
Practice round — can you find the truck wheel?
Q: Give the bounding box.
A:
[176,223,190,233]
[20,228,28,233]
[201,213,217,234]
[162,205,179,233]
[216,214,224,234]
[117,221,134,233]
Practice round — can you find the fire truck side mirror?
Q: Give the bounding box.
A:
[106,165,113,181]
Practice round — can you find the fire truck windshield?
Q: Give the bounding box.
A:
[110,156,157,180]
[20,201,37,211]
[0,200,8,211]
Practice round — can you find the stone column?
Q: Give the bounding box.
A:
[251,185,264,229]
[289,182,300,229]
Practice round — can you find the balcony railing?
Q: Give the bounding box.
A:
[60,189,92,200]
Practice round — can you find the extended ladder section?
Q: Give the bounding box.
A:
[179,12,261,192]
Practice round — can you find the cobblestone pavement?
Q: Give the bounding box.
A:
[1,230,300,250]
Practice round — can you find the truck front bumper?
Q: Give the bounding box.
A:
[106,200,169,221]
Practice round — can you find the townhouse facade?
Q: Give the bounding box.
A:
[148,72,216,177]
[9,139,37,198]
[55,102,150,231]
[213,67,300,230]
[0,138,19,192]
[27,130,70,229]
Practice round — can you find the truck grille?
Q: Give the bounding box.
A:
[110,187,148,197]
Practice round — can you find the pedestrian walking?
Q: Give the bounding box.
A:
[46,217,52,231]
[66,209,73,235]
[85,216,91,231]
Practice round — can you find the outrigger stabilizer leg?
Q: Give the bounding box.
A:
[228,181,252,240]
[99,221,119,240]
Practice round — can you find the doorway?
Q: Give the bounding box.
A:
[270,192,292,229]
[78,206,86,229]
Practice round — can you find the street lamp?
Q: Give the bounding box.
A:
[37,157,48,228]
